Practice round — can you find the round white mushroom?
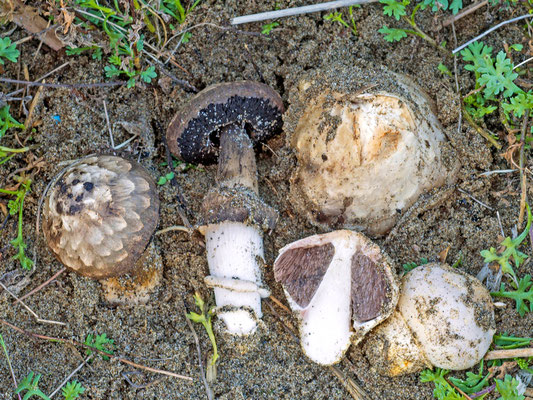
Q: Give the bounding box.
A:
[363,263,496,376]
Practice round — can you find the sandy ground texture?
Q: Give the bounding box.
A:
[1,1,533,399]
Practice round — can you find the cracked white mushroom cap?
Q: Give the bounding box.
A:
[363,263,496,376]
[43,155,160,281]
[273,230,399,365]
[284,64,457,236]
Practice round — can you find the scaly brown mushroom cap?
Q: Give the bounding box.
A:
[166,81,284,165]
[43,155,159,279]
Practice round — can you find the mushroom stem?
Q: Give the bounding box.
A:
[203,125,270,335]
[216,125,258,192]
[205,221,266,335]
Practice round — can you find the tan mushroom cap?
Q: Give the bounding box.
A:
[43,155,160,279]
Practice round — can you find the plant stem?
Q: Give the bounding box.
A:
[0,146,29,153]
[0,333,22,400]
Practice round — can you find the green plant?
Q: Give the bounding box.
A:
[1,179,34,270]
[0,105,25,138]
[62,381,85,400]
[481,203,531,284]
[261,21,279,35]
[0,37,19,65]
[448,360,490,394]
[84,332,115,360]
[402,257,428,273]
[186,292,218,381]
[495,374,524,400]
[491,274,533,316]
[157,172,175,185]
[493,333,533,349]
[15,372,85,400]
[420,368,463,400]
[378,0,445,49]
[160,0,202,24]
[324,6,357,35]
[461,41,533,138]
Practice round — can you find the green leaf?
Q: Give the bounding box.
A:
[84,333,115,360]
[126,77,136,88]
[15,372,51,400]
[478,51,521,98]
[0,105,25,138]
[181,31,192,44]
[62,381,85,400]
[449,0,462,14]
[491,275,533,317]
[449,360,490,394]
[104,65,123,78]
[380,0,408,20]
[438,63,452,77]
[261,22,279,35]
[495,374,525,400]
[509,44,523,52]
[420,368,463,400]
[0,37,20,65]
[140,66,157,83]
[502,92,533,118]
[379,25,407,42]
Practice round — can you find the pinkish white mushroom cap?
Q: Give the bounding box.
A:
[274,230,399,365]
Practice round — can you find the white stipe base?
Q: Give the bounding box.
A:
[205,221,266,335]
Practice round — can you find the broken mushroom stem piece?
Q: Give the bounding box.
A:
[274,230,399,365]
[167,81,284,335]
[43,155,161,305]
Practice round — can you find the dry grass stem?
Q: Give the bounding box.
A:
[484,348,533,360]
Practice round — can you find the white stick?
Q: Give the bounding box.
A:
[231,0,378,25]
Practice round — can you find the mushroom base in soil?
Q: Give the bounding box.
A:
[42,155,161,305]
[167,81,283,335]
[363,263,496,376]
[273,230,399,365]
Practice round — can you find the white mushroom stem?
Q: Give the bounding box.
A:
[205,221,265,335]
[202,125,273,335]
[288,242,353,364]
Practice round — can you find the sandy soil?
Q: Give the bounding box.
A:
[1,1,532,399]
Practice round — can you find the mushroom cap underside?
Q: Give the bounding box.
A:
[167,81,285,165]
[43,155,160,279]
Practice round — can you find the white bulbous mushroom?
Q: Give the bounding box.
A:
[166,81,284,335]
[363,263,496,376]
[284,64,457,236]
[273,230,399,365]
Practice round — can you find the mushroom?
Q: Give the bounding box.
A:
[273,230,399,365]
[166,81,284,335]
[284,64,457,236]
[363,263,495,376]
[43,155,161,304]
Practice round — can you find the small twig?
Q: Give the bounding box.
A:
[471,383,496,398]
[6,62,70,98]
[479,169,517,176]
[514,56,533,71]
[49,355,93,398]
[0,281,66,326]
[144,57,198,93]
[518,111,529,225]
[103,100,115,149]
[0,333,22,400]
[457,188,494,211]
[231,0,378,25]
[0,78,125,89]
[184,311,214,400]
[451,22,462,138]
[18,267,67,302]
[122,371,164,389]
[155,225,191,235]
[23,80,45,131]
[484,348,533,360]
[462,105,502,149]
[268,294,291,313]
[0,318,193,381]
[439,1,488,30]
[453,14,533,54]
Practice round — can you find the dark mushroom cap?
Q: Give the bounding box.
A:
[166,81,284,165]
[200,186,278,232]
[43,155,160,279]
